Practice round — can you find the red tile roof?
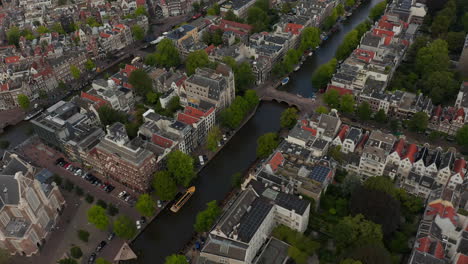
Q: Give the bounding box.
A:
[356,133,369,150]
[453,159,466,174]
[416,237,445,259]
[5,56,20,64]
[302,126,317,136]
[327,85,353,96]
[456,254,468,264]
[205,44,215,54]
[177,112,200,125]
[393,138,405,157]
[0,83,9,91]
[336,125,349,141]
[81,91,108,108]
[136,0,146,6]
[220,19,252,31]
[100,32,111,38]
[427,201,457,225]
[285,23,303,35]
[121,64,138,76]
[268,152,284,172]
[403,144,418,163]
[456,108,465,119]
[433,105,442,117]
[353,48,375,63]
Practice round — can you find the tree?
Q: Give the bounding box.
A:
[328,145,343,163]
[186,50,210,75]
[374,109,387,123]
[70,65,81,79]
[340,94,355,114]
[51,23,65,34]
[86,17,101,27]
[194,200,222,232]
[97,199,107,209]
[336,30,359,61]
[369,0,387,21]
[153,170,178,201]
[323,89,341,109]
[232,172,243,188]
[311,58,337,89]
[7,27,21,46]
[17,94,30,110]
[206,126,222,151]
[350,186,401,236]
[167,150,195,187]
[131,25,145,41]
[363,176,397,197]
[408,112,428,132]
[316,106,329,114]
[134,6,148,17]
[0,248,9,264]
[193,2,201,13]
[256,132,279,158]
[224,10,240,22]
[415,39,450,76]
[113,215,137,239]
[107,204,119,216]
[77,229,90,242]
[388,231,410,253]
[247,7,269,33]
[280,108,298,129]
[129,69,153,97]
[136,194,156,217]
[97,105,127,126]
[300,27,321,51]
[85,194,94,203]
[347,244,392,264]
[356,102,372,121]
[96,258,112,264]
[37,25,49,34]
[423,71,458,105]
[0,140,10,149]
[153,39,180,68]
[333,214,383,250]
[456,125,468,148]
[70,246,82,259]
[234,62,256,93]
[164,254,188,264]
[87,205,109,230]
[446,31,466,54]
[345,0,356,7]
[58,258,78,264]
[341,259,362,264]
[84,59,96,71]
[288,246,308,264]
[342,173,362,197]
[431,0,456,37]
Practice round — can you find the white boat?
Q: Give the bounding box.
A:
[294,65,300,71]
[24,108,43,121]
[281,77,289,86]
[308,51,313,56]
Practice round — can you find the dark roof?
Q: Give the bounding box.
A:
[274,192,309,215]
[409,251,446,264]
[0,175,20,207]
[345,127,362,143]
[238,198,273,243]
[308,166,331,184]
[254,237,290,264]
[440,150,455,169]
[361,32,381,48]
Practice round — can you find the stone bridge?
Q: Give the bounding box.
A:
[255,80,324,115]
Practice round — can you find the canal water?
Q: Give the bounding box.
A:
[284,0,381,97]
[132,0,381,262]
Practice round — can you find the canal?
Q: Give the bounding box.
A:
[284,0,381,97]
[132,0,381,262]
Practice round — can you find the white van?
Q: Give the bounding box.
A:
[199,155,205,166]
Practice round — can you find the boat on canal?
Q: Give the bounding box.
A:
[24,108,43,121]
[170,186,196,213]
[281,77,290,85]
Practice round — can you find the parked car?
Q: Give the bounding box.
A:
[96,241,107,252]
[198,155,205,166]
[157,200,162,208]
[88,253,96,264]
[107,233,115,241]
[136,220,142,230]
[118,191,127,199]
[222,134,227,141]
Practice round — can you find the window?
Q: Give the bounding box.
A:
[26,189,40,211]
[10,208,22,218]
[0,212,10,226]
[38,209,50,228]
[29,229,40,245]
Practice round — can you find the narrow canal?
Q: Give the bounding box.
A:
[132,0,381,262]
[284,0,381,97]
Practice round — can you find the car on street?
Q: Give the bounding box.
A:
[107,233,115,241]
[88,253,96,264]
[136,220,142,230]
[222,134,227,141]
[157,200,162,208]
[96,241,107,252]
[118,191,127,199]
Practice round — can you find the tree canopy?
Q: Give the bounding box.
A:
[456,125,468,148]
[97,105,128,127]
[129,69,153,97]
[113,215,137,239]
[167,150,195,187]
[340,94,355,114]
[194,200,222,232]
[415,39,450,76]
[312,58,337,89]
[87,205,109,230]
[323,89,340,109]
[135,194,156,217]
[186,50,210,75]
[300,27,321,51]
[147,39,180,68]
[333,214,383,250]
[96,258,112,264]
[70,65,81,79]
[222,57,256,93]
[256,132,279,158]
[85,59,96,71]
[17,94,30,110]
[408,112,428,132]
[131,25,145,41]
[280,108,298,129]
[369,0,387,21]
[336,30,359,61]
[206,126,222,151]
[153,170,178,201]
[356,102,372,121]
[220,91,258,129]
[164,254,188,264]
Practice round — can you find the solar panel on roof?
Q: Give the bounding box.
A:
[309,166,331,183]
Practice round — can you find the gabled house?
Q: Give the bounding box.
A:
[436,148,456,185]
[447,159,467,190]
[342,127,363,154]
[332,125,349,147]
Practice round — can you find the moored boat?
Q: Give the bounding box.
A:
[281,77,290,85]
[170,186,196,213]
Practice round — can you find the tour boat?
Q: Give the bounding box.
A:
[24,108,43,121]
[281,77,290,86]
[170,186,196,213]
